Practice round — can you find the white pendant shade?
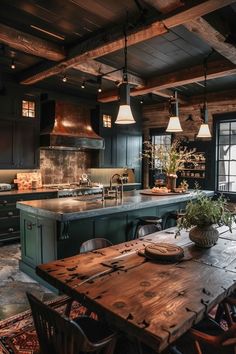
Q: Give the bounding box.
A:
[115,104,135,124]
[166,116,183,132]
[196,123,211,138]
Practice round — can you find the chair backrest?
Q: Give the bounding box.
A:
[80,237,113,254]
[137,224,161,238]
[26,292,113,354]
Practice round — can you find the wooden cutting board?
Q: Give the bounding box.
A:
[15,171,42,190]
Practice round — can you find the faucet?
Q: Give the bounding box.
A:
[108,174,124,200]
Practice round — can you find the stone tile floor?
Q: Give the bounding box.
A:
[0,241,56,320]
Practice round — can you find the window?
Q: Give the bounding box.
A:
[102,114,112,128]
[149,130,171,186]
[151,133,171,169]
[22,100,36,118]
[216,117,236,193]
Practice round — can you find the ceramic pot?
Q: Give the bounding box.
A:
[166,175,177,192]
[189,225,219,248]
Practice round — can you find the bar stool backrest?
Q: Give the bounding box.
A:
[137,224,161,238]
[80,238,113,253]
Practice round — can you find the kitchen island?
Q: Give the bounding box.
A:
[17,190,214,285]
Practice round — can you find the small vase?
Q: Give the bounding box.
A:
[189,225,219,248]
[166,175,177,192]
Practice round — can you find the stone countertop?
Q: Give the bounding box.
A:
[17,190,214,222]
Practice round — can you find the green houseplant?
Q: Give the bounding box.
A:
[176,190,235,248]
[142,139,202,191]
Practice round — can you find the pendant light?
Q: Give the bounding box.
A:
[166,91,183,132]
[115,22,135,125]
[197,57,211,138]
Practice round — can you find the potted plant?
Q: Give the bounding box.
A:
[176,190,235,248]
[142,139,201,191]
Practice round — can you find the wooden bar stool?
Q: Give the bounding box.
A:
[134,216,162,239]
[163,211,185,229]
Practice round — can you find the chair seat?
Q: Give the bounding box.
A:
[193,317,224,336]
[138,216,162,224]
[75,316,115,343]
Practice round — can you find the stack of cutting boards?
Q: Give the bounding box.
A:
[14,171,42,190]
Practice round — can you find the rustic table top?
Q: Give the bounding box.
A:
[36,226,236,353]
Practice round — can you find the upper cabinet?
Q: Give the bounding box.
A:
[0,89,40,169]
[91,103,143,181]
[0,120,15,168]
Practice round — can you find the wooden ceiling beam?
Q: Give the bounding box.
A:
[21,0,235,85]
[73,59,145,87]
[151,89,187,104]
[144,0,236,64]
[184,17,236,65]
[0,22,144,87]
[97,58,236,102]
[0,23,65,62]
[143,88,236,111]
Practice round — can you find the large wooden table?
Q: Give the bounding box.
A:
[36,226,236,353]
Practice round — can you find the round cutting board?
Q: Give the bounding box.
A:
[144,243,184,262]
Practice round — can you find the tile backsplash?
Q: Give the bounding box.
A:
[40,149,91,184]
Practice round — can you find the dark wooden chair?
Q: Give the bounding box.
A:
[189,316,236,354]
[27,292,117,354]
[79,237,113,253]
[215,296,236,328]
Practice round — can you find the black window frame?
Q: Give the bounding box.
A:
[148,128,172,186]
[213,111,236,202]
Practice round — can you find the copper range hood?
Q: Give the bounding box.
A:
[40,101,104,150]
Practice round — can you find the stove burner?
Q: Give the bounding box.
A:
[43,183,103,197]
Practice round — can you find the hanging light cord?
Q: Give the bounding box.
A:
[203,57,207,111]
[124,30,128,81]
[123,13,129,83]
[202,49,214,121]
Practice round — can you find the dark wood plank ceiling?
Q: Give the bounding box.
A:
[0,0,236,104]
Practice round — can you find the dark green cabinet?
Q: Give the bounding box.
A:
[21,213,39,266]
[15,121,39,168]
[0,92,40,169]
[0,120,16,168]
[21,211,56,267]
[94,213,127,244]
[101,133,114,167]
[0,191,57,243]
[57,218,94,259]
[0,119,39,169]
[116,134,127,167]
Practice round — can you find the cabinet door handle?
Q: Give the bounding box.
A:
[27,222,36,230]
[0,200,7,206]
[8,227,14,233]
[8,211,14,216]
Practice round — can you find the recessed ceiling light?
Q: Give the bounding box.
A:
[11,58,15,70]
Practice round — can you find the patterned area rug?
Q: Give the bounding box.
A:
[0,295,86,354]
